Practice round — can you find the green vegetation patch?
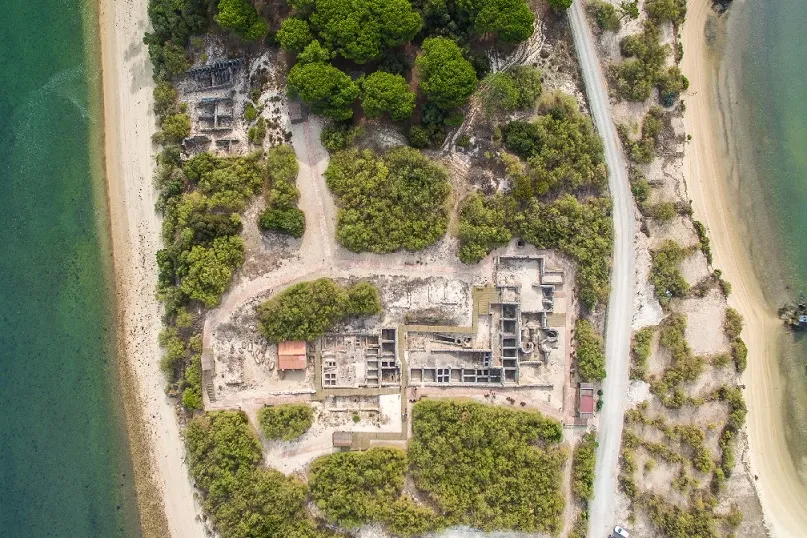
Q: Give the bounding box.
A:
[477,66,543,116]
[359,71,416,121]
[309,447,408,528]
[184,411,334,538]
[587,0,622,31]
[215,0,268,41]
[620,106,664,164]
[630,326,655,380]
[258,404,314,441]
[416,37,478,110]
[575,319,606,381]
[504,92,607,197]
[325,146,451,253]
[409,399,566,533]
[649,239,690,305]
[258,144,306,238]
[457,194,513,264]
[257,278,381,343]
[572,431,598,502]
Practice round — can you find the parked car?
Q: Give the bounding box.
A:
[613,525,630,538]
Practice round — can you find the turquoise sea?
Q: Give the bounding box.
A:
[723,0,807,474]
[0,0,141,536]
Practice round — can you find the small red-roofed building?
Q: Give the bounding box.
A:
[278,341,307,371]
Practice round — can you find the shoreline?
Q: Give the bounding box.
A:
[680,1,807,534]
[98,0,207,536]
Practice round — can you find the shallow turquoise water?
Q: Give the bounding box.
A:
[725,0,807,472]
[0,0,141,536]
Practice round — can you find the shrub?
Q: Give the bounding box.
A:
[153,81,178,119]
[572,432,598,502]
[159,113,191,144]
[724,307,743,340]
[588,0,621,31]
[258,404,314,441]
[247,117,267,145]
[309,447,407,528]
[259,144,306,237]
[409,399,565,533]
[576,319,607,381]
[407,125,431,148]
[649,240,689,305]
[321,122,361,152]
[645,0,687,25]
[457,194,513,263]
[731,338,747,373]
[648,201,676,222]
[325,147,451,252]
[631,326,655,379]
[257,278,381,342]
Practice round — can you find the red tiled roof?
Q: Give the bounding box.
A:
[278,341,306,370]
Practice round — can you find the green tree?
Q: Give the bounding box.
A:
[575,319,606,381]
[179,235,245,306]
[346,282,383,314]
[416,37,478,109]
[215,0,268,40]
[258,404,314,441]
[548,0,573,8]
[478,72,520,115]
[277,17,314,51]
[572,432,598,501]
[162,42,191,75]
[360,71,416,121]
[587,0,621,31]
[160,113,191,143]
[473,0,535,43]
[311,0,422,63]
[297,39,334,64]
[287,62,360,120]
[153,81,178,119]
[509,65,543,108]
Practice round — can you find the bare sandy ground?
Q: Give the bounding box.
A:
[681,0,807,534]
[99,0,206,536]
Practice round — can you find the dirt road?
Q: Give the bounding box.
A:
[567,2,637,535]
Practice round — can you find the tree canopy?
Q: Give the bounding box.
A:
[215,0,268,40]
[416,37,478,109]
[360,71,416,121]
[457,194,513,263]
[409,399,566,533]
[259,144,306,237]
[310,0,422,63]
[472,0,535,43]
[325,146,451,252]
[287,61,360,120]
[309,448,408,528]
[257,278,381,342]
[277,17,315,51]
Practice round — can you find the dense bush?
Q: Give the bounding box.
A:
[611,22,688,103]
[457,194,513,263]
[504,92,607,197]
[649,240,690,305]
[309,447,407,528]
[320,122,361,152]
[418,0,534,44]
[623,106,663,163]
[731,338,747,373]
[287,62,360,120]
[587,0,621,31]
[416,37,478,109]
[184,411,332,538]
[359,71,416,121]
[247,117,267,145]
[144,0,209,79]
[258,145,306,237]
[409,399,566,533]
[257,278,381,342]
[310,0,422,63]
[325,146,451,252]
[516,195,613,308]
[631,326,655,379]
[215,0,268,41]
[477,66,542,116]
[575,319,607,381]
[572,432,598,501]
[723,307,743,340]
[645,0,687,25]
[258,404,314,441]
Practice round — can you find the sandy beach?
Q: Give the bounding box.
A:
[681,0,807,534]
[98,0,206,536]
